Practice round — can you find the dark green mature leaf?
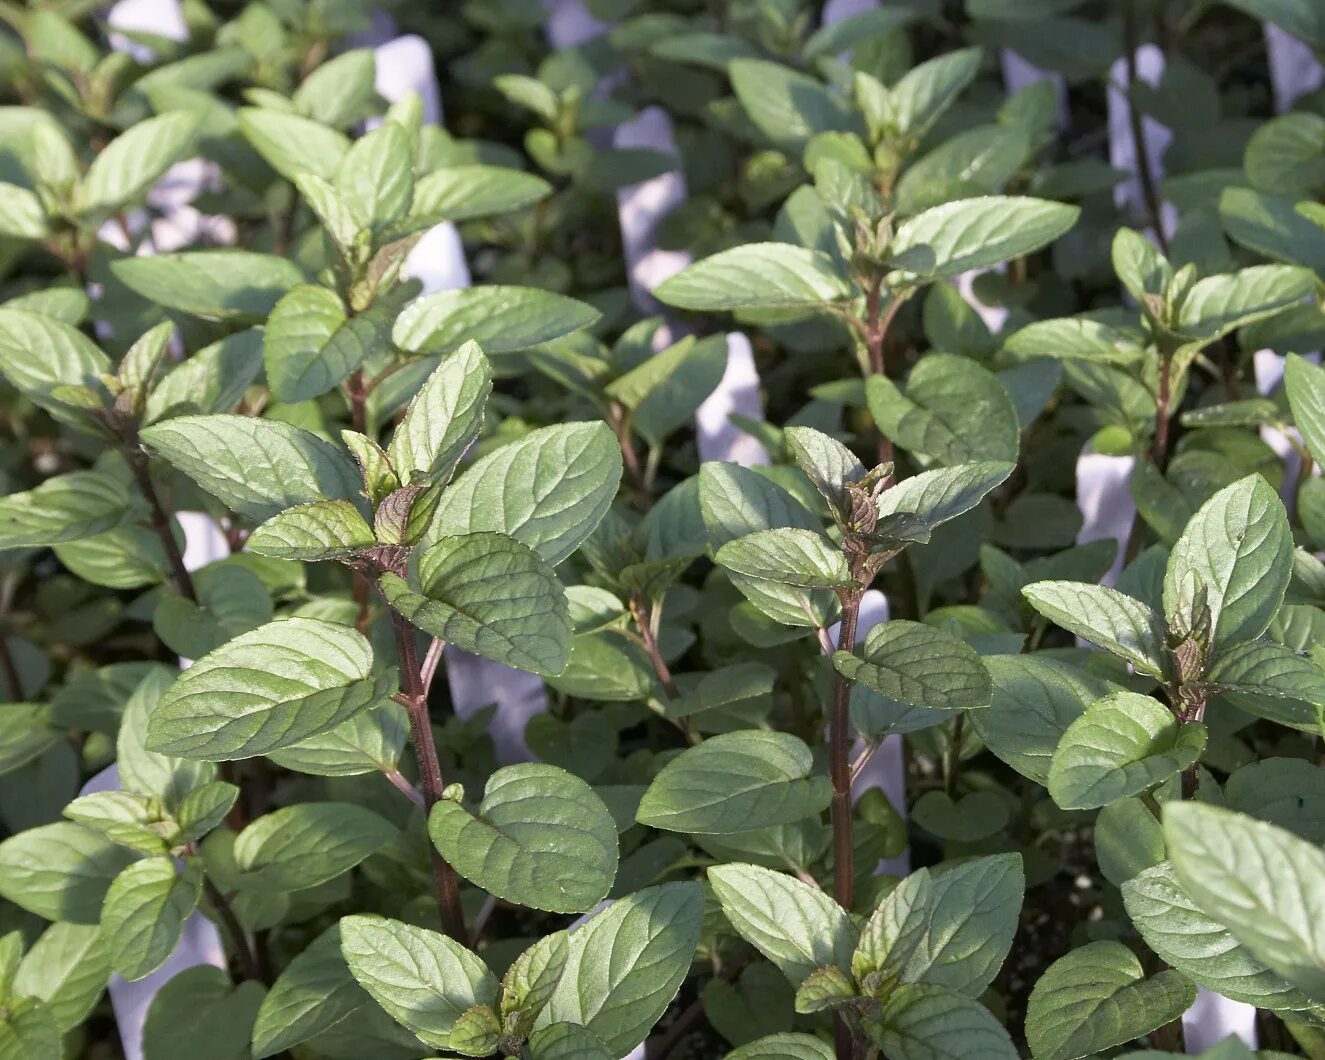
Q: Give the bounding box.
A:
[394,287,600,356]
[726,1034,834,1060]
[709,864,855,986]
[141,415,362,522]
[1166,802,1325,1001]
[1123,862,1325,1016]
[111,251,305,321]
[1163,474,1292,652]
[1047,692,1206,809]
[0,471,132,550]
[235,803,391,888]
[538,882,703,1055]
[382,532,572,675]
[698,461,820,550]
[1022,581,1167,678]
[429,763,617,913]
[834,620,992,711]
[146,617,393,760]
[423,423,622,567]
[874,461,1014,533]
[0,822,137,923]
[655,244,851,311]
[1207,639,1325,729]
[262,285,377,403]
[1025,941,1196,1060]
[636,731,832,834]
[876,984,1018,1060]
[716,529,853,590]
[142,965,265,1060]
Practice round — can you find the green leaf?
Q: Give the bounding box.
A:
[1165,802,1325,1001]
[13,923,109,1032]
[144,329,263,422]
[1206,640,1325,729]
[111,251,305,322]
[142,965,265,1060]
[655,244,852,312]
[1003,316,1142,367]
[1123,861,1324,1016]
[388,341,491,486]
[0,997,61,1058]
[266,703,408,778]
[0,822,137,923]
[716,529,853,590]
[1163,474,1292,653]
[1022,581,1167,678]
[234,803,391,889]
[501,931,570,1036]
[886,47,982,140]
[1220,187,1325,270]
[410,165,550,222]
[238,107,349,181]
[262,284,377,403]
[729,60,859,149]
[708,864,855,987]
[0,308,111,412]
[605,334,727,447]
[428,763,616,913]
[526,1022,614,1060]
[636,730,832,834]
[77,110,202,221]
[382,532,572,675]
[1286,353,1325,470]
[783,425,868,520]
[116,667,216,803]
[251,923,422,1058]
[539,882,703,1055]
[854,854,1023,997]
[834,620,992,711]
[874,461,1014,534]
[291,48,376,126]
[100,856,202,981]
[1176,265,1315,341]
[146,617,393,761]
[726,1034,834,1060]
[153,561,273,661]
[248,500,376,561]
[0,182,48,239]
[889,197,1080,282]
[140,415,362,522]
[1221,0,1325,48]
[423,423,622,567]
[866,353,1020,465]
[1047,692,1206,810]
[0,471,132,550]
[1025,941,1196,1060]
[876,984,1018,1060]
[336,121,413,232]
[393,287,600,356]
[698,461,820,550]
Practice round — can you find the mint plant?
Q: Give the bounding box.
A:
[3,3,1325,1060]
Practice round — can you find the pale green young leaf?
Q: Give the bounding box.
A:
[393,286,600,356]
[0,996,61,1058]
[783,425,866,520]
[140,414,362,522]
[1112,226,1171,305]
[729,59,859,148]
[410,165,551,223]
[1022,581,1167,678]
[1176,265,1315,341]
[1165,802,1325,1001]
[262,284,377,403]
[636,730,832,834]
[423,422,622,567]
[381,532,572,675]
[0,308,111,411]
[539,882,703,1055]
[144,329,263,422]
[429,763,617,913]
[834,620,992,711]
[874,461,1014,533]
[502,931,569,1035]
[1162,474,1292,653]
[1025,941,1196,1060]
[266,703,407,778]
[525,1022,614,1059]
[340,914,497,1048]
[0,182,48,239]
[0,704,60,777]
[726,1034,835,1060]
[886,47,982,140]
[0,470,132,550]
[1002,316,1144,367]
[145,617,393,761]
[248,500,376,561]
[708,864,854,986]
[1047,692,1206,810]
[237,107,350,181]
[387,341,491,486]
[292,172,364,256]
[698,461,820,550]
[111,251,305,322]
[100,857,202,981]
[291,48,376,126]
[1285,353,1325,469]
[0,822,138,923]
[77,110,203,221]
[234,803,391,889]
[655,244,852,312]
[889,197,1080,282]
[335,121,413,232]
